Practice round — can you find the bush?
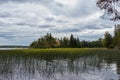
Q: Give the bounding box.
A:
[108,44,115,49]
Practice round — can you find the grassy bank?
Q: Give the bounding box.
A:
[0,48,119,55]
[0,48,120,60]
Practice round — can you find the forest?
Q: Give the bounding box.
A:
[30,25,120,49]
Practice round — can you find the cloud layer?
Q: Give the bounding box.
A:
[0,0,117,45]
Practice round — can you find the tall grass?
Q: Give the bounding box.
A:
[0,48,119,56]
[0,48,119,62]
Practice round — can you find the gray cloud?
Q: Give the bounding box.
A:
[38,24,55,28]
[56,20,69,23]
[51,28,80,33]
[0,0,52,3]
[0,33,14,39]
[44,17,55,22]
[0,0,118,45]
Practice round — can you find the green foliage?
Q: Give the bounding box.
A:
[109,44,115,49]
[116,29,120,45]
[60,37,70,48]
[103,32,113,48]
[30,33,58,48]
[70,34,77,48]
[30,33,105,48]
[113,24,120,48]
[0,48,120,58]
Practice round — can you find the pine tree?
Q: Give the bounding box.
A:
[103,32,113,48]
[114,24,120,48]
[70,34,77,48]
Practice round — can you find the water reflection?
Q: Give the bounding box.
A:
[0,53,120,80]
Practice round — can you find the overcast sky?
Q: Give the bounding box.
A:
[0,0,118,45]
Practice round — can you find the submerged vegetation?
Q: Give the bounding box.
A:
[30,25,120,49]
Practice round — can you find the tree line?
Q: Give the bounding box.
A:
[30,25,120,49]
[30,33,104,48]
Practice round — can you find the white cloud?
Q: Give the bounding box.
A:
[55,0,78,7]
[0,0,117,45]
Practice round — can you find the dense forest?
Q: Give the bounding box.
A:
[30,25,120,49]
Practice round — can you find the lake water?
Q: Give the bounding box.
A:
[0,52,120,80]
[0,48,19,50]
[0,48,27,50]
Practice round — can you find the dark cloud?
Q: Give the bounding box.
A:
[0,13,11,18]
[55,2,64,7]
[56,20,69,23]
[15,23,36,27]
[51,28,80,33]
[38,24,55,28]
[44,17,55,22]
[86,24,104,29]
[0,33,14,39]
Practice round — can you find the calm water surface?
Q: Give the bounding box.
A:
[0,48,27,50]
[0,52,120,80]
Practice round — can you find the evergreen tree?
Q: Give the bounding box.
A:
[70,34,74,48]
[114,24,120,48]
[103,32,113,48]
[63,37,70,47]
[70,34,77,48]
[76,38,81,48]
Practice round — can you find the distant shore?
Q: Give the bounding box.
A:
[0,48,28,50]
